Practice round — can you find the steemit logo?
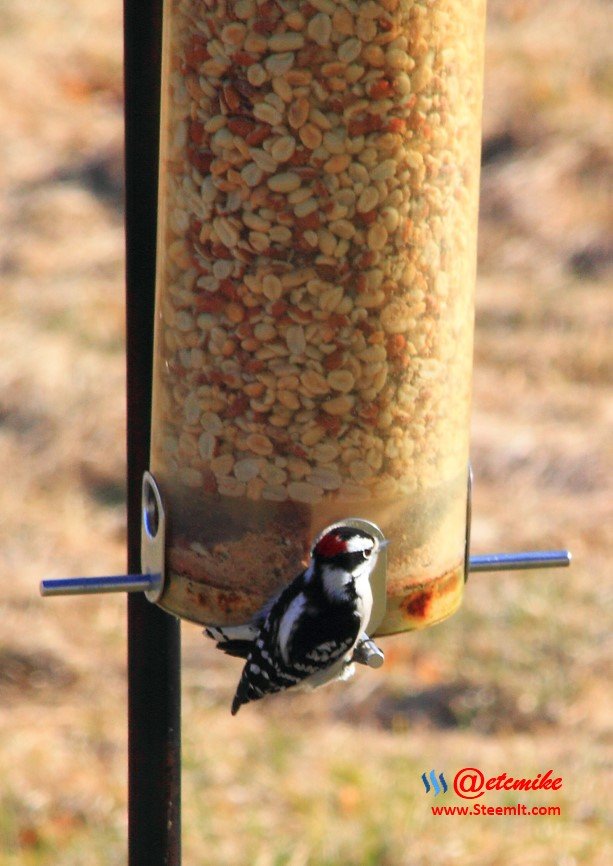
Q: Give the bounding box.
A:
[421,770,448,796]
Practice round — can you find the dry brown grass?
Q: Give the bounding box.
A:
[1,0,611,864]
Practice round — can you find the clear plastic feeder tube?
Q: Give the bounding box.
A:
[150,0,487,634]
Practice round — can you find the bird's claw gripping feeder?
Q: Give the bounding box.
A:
[41,0,571,858]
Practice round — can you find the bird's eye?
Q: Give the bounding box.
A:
[363,547,373,558]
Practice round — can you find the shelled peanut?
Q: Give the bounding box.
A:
[151,0,485,628]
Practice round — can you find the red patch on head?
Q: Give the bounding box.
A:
[314,532,347,559]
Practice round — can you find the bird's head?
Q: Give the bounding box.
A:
[310,525,388,598]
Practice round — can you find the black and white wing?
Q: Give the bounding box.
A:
[231,586,361,714]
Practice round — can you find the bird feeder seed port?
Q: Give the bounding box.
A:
[41,0,571,651]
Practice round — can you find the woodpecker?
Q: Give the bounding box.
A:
[207,525,387,714]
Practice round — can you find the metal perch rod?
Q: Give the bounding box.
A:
[469,550,571,572]
[40,575,158,595]
[39,549,571,596]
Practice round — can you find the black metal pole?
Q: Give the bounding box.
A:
[124,2,181,865]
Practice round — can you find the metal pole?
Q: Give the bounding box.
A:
[124,1,181,864]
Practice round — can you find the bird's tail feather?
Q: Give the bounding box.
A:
[213,639,254,660]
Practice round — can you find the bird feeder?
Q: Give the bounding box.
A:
[147,0,485,635]
[43,0,570,635]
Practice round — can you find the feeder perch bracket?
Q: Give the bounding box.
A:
[462,464,571,582]
[40,472,166,602]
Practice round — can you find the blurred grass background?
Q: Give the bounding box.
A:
[0,0,611,864]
